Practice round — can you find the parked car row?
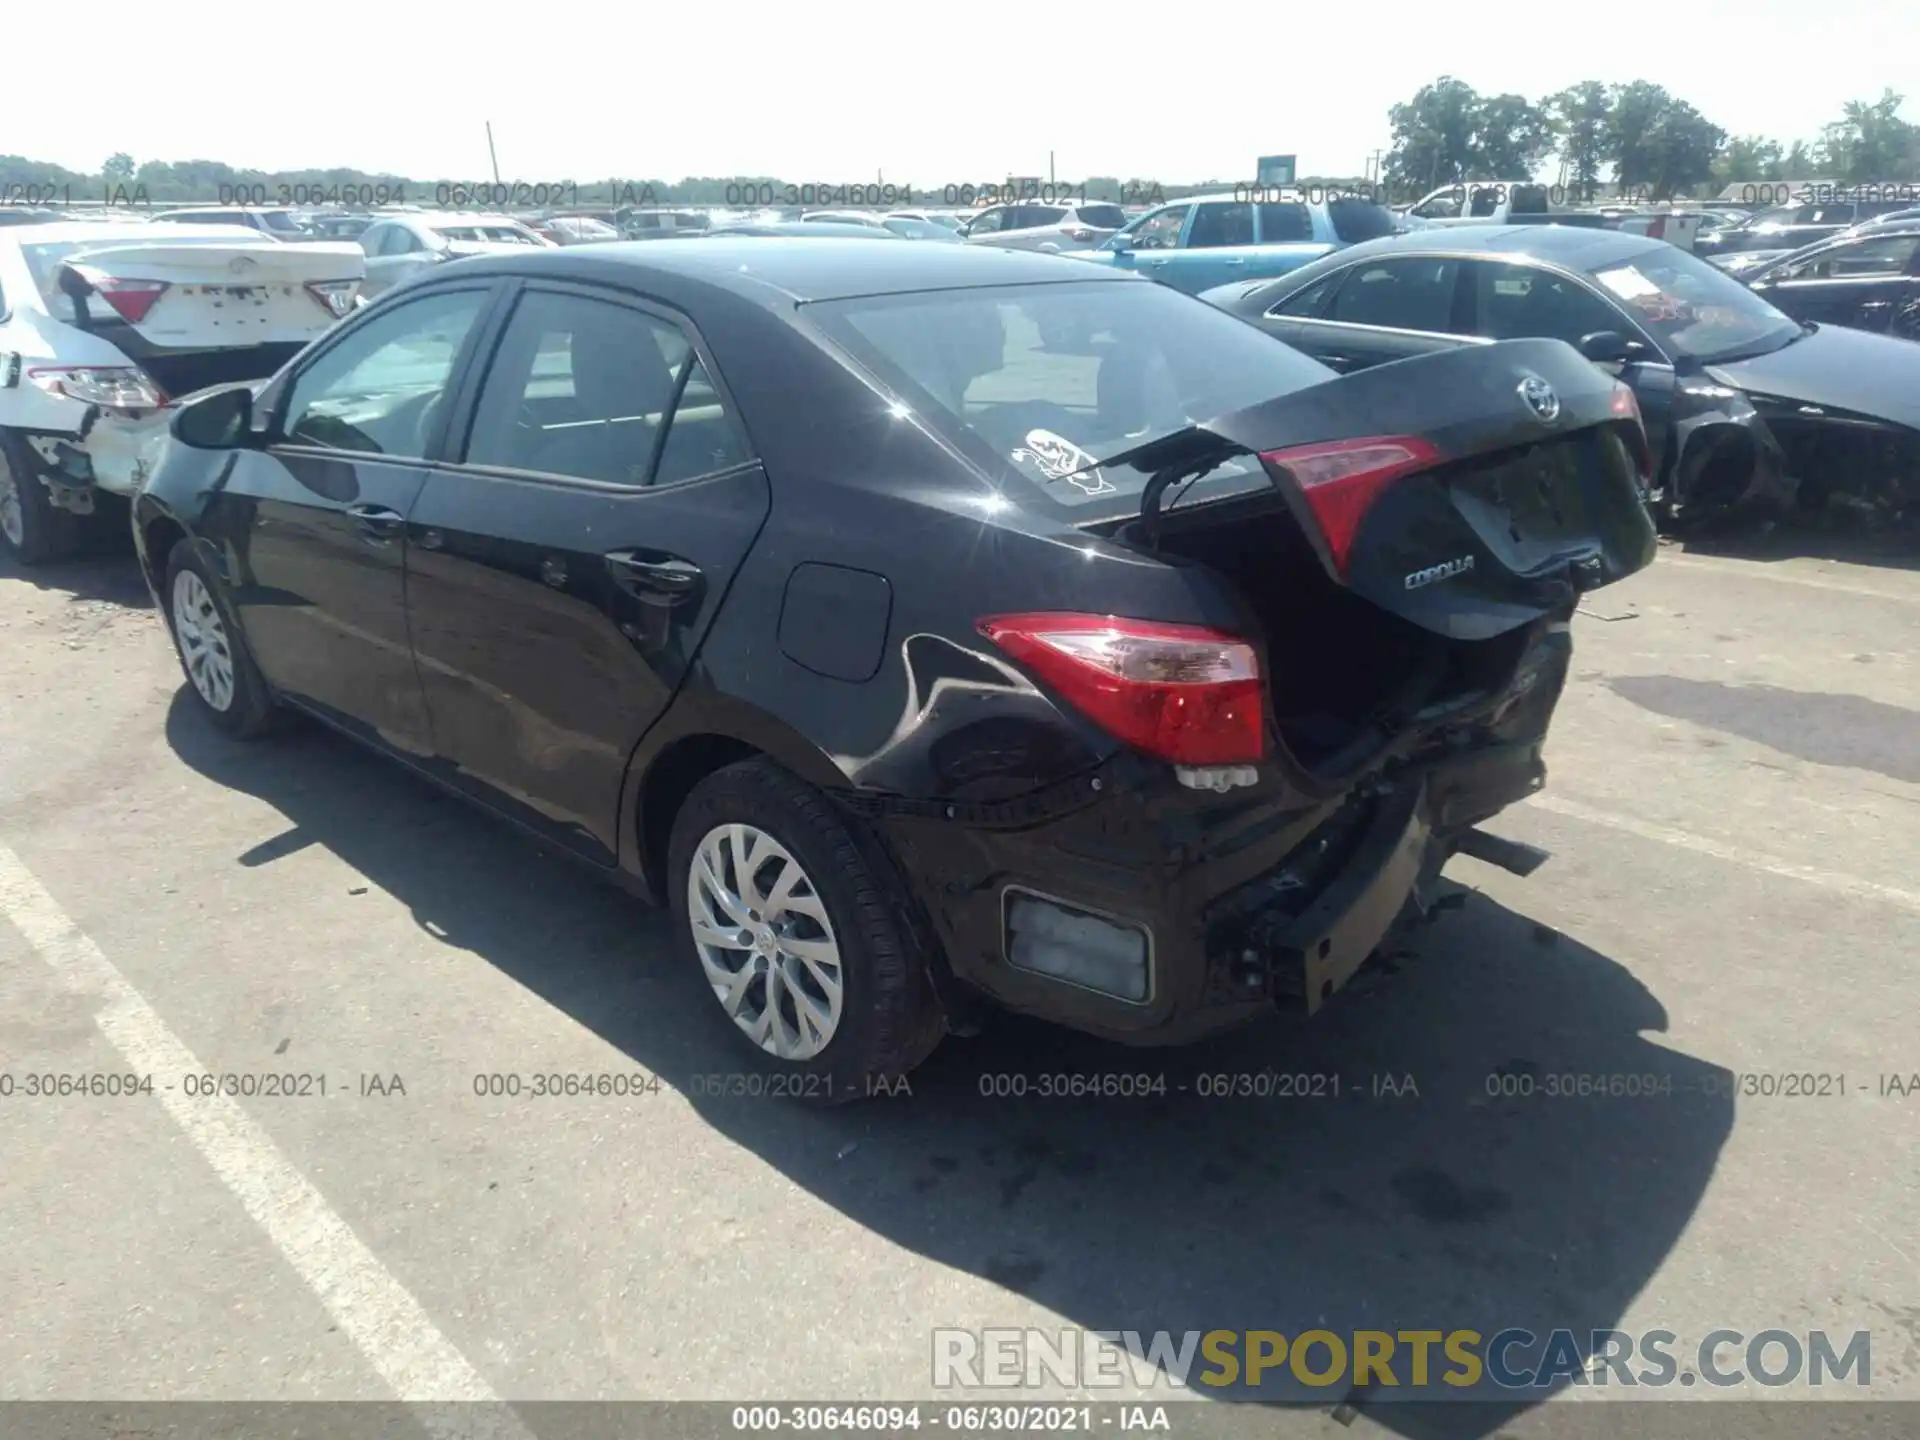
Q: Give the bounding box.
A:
[1199,225,1920,526]
[11,179,1913,1100]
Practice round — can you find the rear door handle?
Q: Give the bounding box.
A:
[345,503,405,543]
[606,551,703,604]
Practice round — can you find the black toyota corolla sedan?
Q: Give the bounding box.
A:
[1202,226,1920,527]
[134,238,1654,1099]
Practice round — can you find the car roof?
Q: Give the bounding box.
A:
[440,236,1138,302]
[1336,224,1666,268]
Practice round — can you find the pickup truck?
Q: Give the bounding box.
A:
[1402,183,1702,251]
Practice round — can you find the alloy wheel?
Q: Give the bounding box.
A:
[0,451,24,547]
[687,822,845,1060]
[171,569,236,713]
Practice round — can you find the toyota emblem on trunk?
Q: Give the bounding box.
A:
[1518,375,1561,422]
[228,256,257,276]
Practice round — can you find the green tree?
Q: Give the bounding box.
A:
[1713,135,1786,188]
[102,152,136,182]
[1473,93,1556,179]
[1546,82,1611,199]
[1384,76,1483,198]
[1816,91,1916,182]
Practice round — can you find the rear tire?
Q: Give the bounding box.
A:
[0,428,79,566]
[162,539,280,739]
[667,759,946,1104]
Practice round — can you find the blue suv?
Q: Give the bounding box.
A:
[1074,192,1401,294]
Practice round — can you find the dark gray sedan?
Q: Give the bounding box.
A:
[1201,225,1920,527]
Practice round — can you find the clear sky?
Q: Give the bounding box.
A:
[10,1,1916,182]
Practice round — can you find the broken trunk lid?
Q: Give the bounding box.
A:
[56,238,364,349]
[1088,337,1658,641]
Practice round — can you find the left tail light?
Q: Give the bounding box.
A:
[1065,227,1094,242]
[27,366,167,409]
[306,280,360,318]
[977,613,1264,765]
[1258,435,1443,576]
[88,277,169,324]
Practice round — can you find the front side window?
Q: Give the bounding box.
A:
[808,279,1334,511]
[1266,268,1347,319]
[464,290,748,486]
[1186,203,1255,249]
[1125,205,1190,250]
[1327,257,1460,331]
[967,207,1008,236]
[280,288,488,457]
[1470,261,1625,345]
[1590,248,1800,362]
[1412,187,1464,219]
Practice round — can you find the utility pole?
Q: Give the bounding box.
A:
[485,122,501,184]
[1049,151,1055,185]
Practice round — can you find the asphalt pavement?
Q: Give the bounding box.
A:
[2,531,1917,1440]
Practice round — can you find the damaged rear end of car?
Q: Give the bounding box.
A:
[858,332,1655,1046]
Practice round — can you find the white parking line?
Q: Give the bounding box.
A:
[0,841,535,1440]
[1526,794,1920,914]
[1658,553,1919,605]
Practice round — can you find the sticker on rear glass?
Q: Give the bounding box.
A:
[1011,429,1116,496]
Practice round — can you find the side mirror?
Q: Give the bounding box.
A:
[1107,232,1135,253]
[1577,330,1634,364]
[170,385,254,450]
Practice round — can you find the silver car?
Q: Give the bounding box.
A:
[355,213,551,299]
[961,201,1129,253]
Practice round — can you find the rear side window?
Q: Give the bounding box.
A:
[808,280,1334,509]
[1076,204,1127,230]
[464,290,748,486]
[1326,199,1397,243]
[1257,203,1312,242]
[1328,258,1460,331]
[1187,203,1254,248]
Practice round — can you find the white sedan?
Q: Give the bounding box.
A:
[0,220,363,563]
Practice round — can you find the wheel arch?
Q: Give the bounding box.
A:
[620,692,854,902]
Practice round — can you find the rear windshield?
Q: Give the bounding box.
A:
[1075,204,1127,230]
[259,211,305,234]
[1327,199,1398,243]
[807,279,1335,507]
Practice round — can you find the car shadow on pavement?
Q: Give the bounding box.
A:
[1664,524,1920,573]
[0,544,151,609]
[166,693,1735,1440]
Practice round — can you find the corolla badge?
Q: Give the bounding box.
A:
[227,256,257,276]
[1010,429,1116,496]
[1518,375,1560,422]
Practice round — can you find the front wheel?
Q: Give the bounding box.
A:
[668,759,946,1103]
[162,539,280,738]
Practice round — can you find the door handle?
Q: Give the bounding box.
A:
[606,551,703,604]
[345,503,405,543]
[1223,257,1247,266]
